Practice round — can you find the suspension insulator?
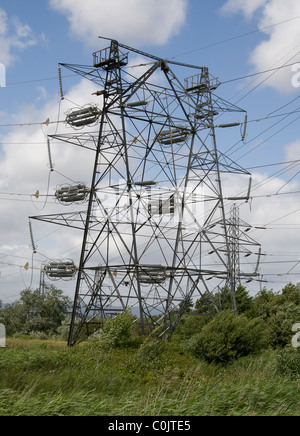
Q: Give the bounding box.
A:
[55,183,89,204]
[65,105,102,128]
[58,67,64,100]
[158,126,190,146]
[44,260,77,281]
[137,265,168,286]
[241,114,248,141]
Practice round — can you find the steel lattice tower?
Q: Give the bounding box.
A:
[31,39,261,346]
[227,204,241,313]
[225,203,262,310]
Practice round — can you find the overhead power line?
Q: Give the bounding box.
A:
[221,61,300,85]
[169,14,300,60]
[5,73,76,87]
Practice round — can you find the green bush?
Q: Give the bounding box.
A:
[90,310,136,350]
[175,314,211,341]
[185,311,269,364]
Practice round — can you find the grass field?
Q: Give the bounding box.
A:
[0,337,299,416]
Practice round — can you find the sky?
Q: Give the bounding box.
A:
[0,0,300,303]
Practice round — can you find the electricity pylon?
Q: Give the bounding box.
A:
[225,204,261,312]
[31,39,260,346]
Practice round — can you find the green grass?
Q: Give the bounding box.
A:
[0,338,299,416]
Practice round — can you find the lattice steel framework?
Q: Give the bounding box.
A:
[31,39,261,346]
[224,204,261,312]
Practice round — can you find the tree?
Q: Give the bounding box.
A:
[280,283,300,305]
[268,302,300,348]
[195,284,253,315]
[235,284,254,313]
[246,288,277,321]
[0,286,72,336]
[249,283,300,348]
[0,301,24,336]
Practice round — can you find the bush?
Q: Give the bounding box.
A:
[90,310,136,350]
[175,314,211,341]
[185,311,269,364]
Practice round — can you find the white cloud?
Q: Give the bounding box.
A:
[284,140,300,162]
[221,0,300,93]
[0,8,38,66]
[220,0,268,18]
[49,0,188,47]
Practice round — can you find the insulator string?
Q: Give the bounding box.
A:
[29,219,37,254]
[58,67,64,100]
[47,137,55,172]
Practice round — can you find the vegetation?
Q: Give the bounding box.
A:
[183,311,269,364]
[0,283,300,416]
[0,286,72,338]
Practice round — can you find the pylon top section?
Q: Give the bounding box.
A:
[60,38,246,124]
[93,44,128,70]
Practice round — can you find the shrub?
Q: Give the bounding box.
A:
[90,310,136,350]
[184,311,269,364]
[175,314,211,341]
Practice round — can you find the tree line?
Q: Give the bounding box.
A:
[1,283,300,364]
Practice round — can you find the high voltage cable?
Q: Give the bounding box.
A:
[238,114,300,161]
[234,51,300,106]
[246,159,300,170]
[1,53,298,104]
[225,105,300,158]
[169,15,300,60]
[5,73,77,87]
[265,207,300,226]
[248,190,300,200]
[0,119,64,128]
[221,61,300,85]
[219,50,300,161]
[2,107,300,131]
[2,61,299,107]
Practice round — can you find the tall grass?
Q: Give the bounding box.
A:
[0,338,300,416]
